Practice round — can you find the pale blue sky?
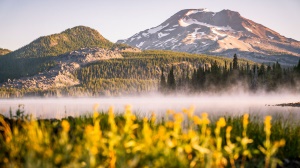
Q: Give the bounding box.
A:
[0,0,299,50]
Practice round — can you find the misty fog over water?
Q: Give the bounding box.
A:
[1,93,300,120]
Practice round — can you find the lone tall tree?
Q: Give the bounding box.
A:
[167,66,176,91]
[233,54,238,70]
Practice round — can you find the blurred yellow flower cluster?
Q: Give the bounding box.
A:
[0,107,286,168]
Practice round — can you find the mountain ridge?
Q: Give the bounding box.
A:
[117,8,300,66]
[4,25,114,59]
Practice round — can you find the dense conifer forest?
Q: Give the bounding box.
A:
[160,54,300,93]
[0,50,299,98]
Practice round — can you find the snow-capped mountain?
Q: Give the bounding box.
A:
[118,9,300,66]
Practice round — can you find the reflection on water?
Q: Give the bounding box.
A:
[0,94,300,120]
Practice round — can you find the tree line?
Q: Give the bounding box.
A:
[160,54,300,93]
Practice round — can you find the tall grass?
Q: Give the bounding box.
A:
[0,106,299,167]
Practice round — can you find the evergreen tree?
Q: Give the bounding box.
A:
[229,62,233,72]
[258,64,266,86]
[167,66,176,91]
[246,62,250,74]
[160,68,166,91]
[251,65,258,91]
[233,54,238,70]
[197,66,206,90]
[258,64,265,76]
[224,61,228,73]
[294,59,300,75]
[191,69,197,89]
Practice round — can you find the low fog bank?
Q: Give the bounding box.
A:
[0,92,300,120]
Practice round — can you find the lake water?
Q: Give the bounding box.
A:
[0,93,300,121]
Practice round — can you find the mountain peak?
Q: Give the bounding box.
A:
[6,26,113,59]
[184,8,212,16]
[117,8,300,66]
[62,25,99,34]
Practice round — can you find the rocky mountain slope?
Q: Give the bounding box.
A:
[0,48,123,90]
[0,26,132,82]
[118,9,300,66]
[0,48,11,56]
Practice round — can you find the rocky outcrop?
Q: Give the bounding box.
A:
[113,47,141,53]
[0,48,11,56]
[1,48,123,90]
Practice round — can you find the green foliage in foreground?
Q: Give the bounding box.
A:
[0,107,299,168]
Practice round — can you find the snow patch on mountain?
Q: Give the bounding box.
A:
[185,9,212,16]
[165,28,176,32]
[244,27,253,32]
[158,32,170,38]
[142,33,149,37]
[211,28,227,38]
[130,38,135,42]
[136,41,145,48]
[179,18,233,31]
[148,24,169,34]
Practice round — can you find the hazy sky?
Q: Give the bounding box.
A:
[1,0,299,50]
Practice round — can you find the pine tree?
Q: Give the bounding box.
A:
[167,66,176,91]
[251,65,258,91]
[294,59,300,75]
[197,66,206,90]
[233,54,238,70]
[246,62,250,74]
[224,61,228,73]
[160,68,166,92]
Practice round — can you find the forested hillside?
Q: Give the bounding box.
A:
[0,50,253,97]
[0,26,125,82]
[5,26,113,59]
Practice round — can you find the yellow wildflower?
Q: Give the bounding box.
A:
[61,120,70,132]
[201,112,208,118]
[243,114,249,128]
[193,116,202,125]
[201,113,210,125]
[90,146,98,155]
[279,139,286,146]
[184,145,192,154]
[217,117,226,128]
[264,116,272,136]
[110,151,117,168]
[226,126,232,136]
